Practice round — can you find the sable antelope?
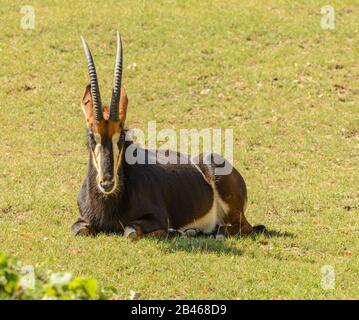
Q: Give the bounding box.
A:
[72,32,265,239]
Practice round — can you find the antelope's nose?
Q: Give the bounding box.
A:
[100,180,115,192]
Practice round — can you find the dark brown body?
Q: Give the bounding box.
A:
[72,138,257,238]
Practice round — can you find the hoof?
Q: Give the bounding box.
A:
[253,225,266,234]
[168,228,183,238]
[215,234,225,240]
[183,228,198,237]
[214,226,227,240]
[124,226,140,240]
[73,225,96,236]
[183,228,203,237]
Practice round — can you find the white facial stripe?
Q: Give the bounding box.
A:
[92,133,102,174]
[112,132,121,171]
[94,133,101,144]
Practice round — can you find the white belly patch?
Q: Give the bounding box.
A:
[180,180,230,234]
[179,162,231,234]
[180,200,219,234]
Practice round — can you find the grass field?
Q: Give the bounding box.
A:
[0,0,358,299]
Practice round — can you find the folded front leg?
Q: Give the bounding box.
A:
[71,217,97,236]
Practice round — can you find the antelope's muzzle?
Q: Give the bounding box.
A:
[100,180,115,193]
[97,139,117,194]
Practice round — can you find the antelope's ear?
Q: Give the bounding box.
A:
[119,86,128,126]
[81,84,93,126]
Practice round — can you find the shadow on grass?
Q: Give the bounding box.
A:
[146,228,295,255]
[151,237,243,256]
[245,227,296,241]
[261,229,295,239]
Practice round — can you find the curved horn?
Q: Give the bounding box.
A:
[80,36,103,122]
[109,32,123,121]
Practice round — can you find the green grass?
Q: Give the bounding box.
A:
[0,0,358,299]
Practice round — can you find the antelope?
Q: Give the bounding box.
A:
[72,32,265,240]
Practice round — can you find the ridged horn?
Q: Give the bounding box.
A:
[80,36,103,122]
[109,32,123,121]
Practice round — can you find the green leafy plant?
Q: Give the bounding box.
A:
[0,253,118,300]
